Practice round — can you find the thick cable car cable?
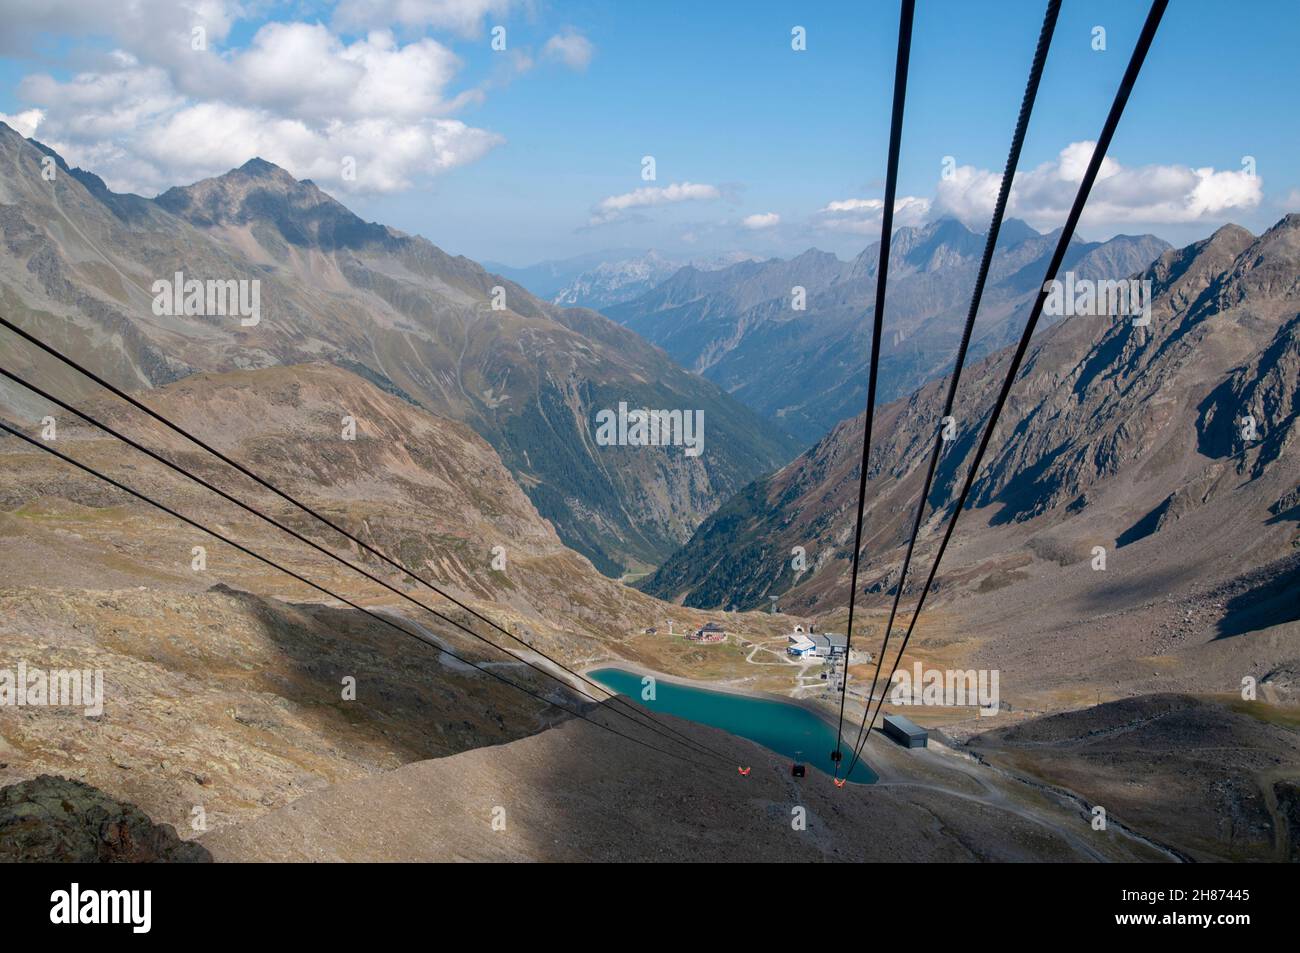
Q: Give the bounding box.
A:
[831,0,916,779]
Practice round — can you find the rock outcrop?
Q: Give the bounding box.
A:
[0,775,210,862]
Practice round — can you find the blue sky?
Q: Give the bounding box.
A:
[1,0,1296,265]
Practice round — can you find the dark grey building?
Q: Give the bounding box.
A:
[882,713,928,748]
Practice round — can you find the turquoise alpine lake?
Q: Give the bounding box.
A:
[589,668,877,783]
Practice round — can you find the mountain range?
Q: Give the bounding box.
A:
[482,248,645,301]
[640,215,1300,623]
[489,248,759,311]
[0,122,797,576]
[607,218,1171,439]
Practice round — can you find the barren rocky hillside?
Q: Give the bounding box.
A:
[971,694,1300,862]
[0,362,723,654]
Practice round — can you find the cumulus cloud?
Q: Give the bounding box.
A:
[223,26,485,121]
[589,182,721,226]
[134,103,501,193]
[931,166,1004,226]
[542,28,594,70]
[0,0,238,57]
[6,13,504,195]
[20,59,184,140]
[815,144,1263,240]
[0,108,45,138]
[814,195,931,234]
[933,142,1263,230]
[741,212,780,230]
[333,0,518,38]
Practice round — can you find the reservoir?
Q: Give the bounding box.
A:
[589,668,878,784]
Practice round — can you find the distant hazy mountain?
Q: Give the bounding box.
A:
[609,218,1171,439]
[484,248,759,311]
[640,216,1300,612]
[0,122,797,576]
[482,248,646,301]
[550,250,759,311]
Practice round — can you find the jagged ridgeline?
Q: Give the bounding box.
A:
[607,218,1170,438]
[642,216,1300,613]
[0,122,797,576]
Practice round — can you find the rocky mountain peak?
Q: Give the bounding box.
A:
[236,156,292,179]
[1234,214,1300,281]
[1139,222,1253,316]
[1179,219,1300,312]
[997,217,1041,246]
[847,217,987,278]
[1209,221,1257,245]
[903,216,984,258]
[154,158,388,250]
[0,120,24,152]
[791,247,840,266]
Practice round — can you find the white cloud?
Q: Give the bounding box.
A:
[814,195,930,234]
[226,25,478,122]
[0,108,44,138]
[8,16,504,195]
[542,28,594,70]
[815,145,1264,241]
[0,0,238,56]
[136,103,502,193]
[333,0,518,38]
[821,199,882,213]
[932,165,1003,226]
[589,182,721,226]
[933,142,1263,230]
[20,62,184,139]
[741,212,780,230]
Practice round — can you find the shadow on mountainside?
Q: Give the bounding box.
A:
[217,584,556,766]
[199,695,1133,862]
[499,700,1115,863]
[1214,553,1300,639]
[1067,562,1191,616]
